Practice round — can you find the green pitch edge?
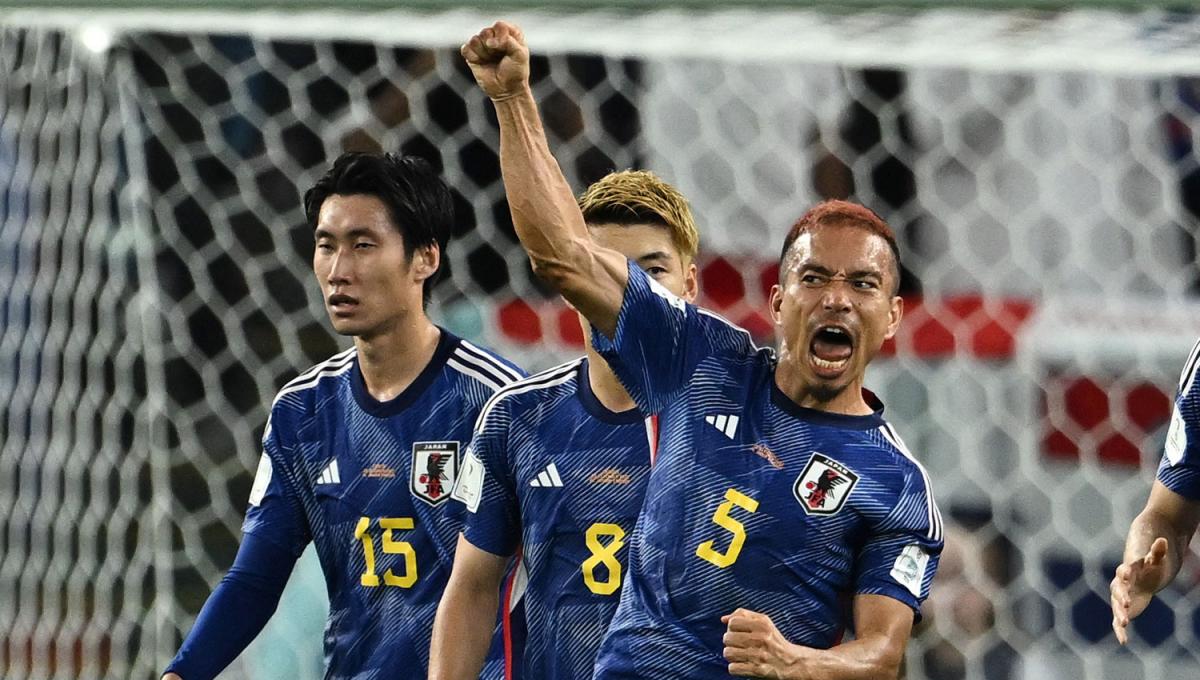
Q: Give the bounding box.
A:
[0,0,1197,12]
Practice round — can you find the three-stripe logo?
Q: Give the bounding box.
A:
[705,414,740,439]
[529,462,564,488]
[316,459,340,485]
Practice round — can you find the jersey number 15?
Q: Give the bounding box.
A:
[355,516,417,588]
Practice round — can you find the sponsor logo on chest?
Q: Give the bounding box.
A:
[411,441,459,506]
[794,452,860,516]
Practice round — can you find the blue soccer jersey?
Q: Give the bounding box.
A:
[243,329,524,679]
[588,263,944,679]
[1157,337,1200,498]
[452,357,655,679]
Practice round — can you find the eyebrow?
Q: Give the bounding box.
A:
[800,264,883,280]
[314,226,379,240]
[635,251,672,265]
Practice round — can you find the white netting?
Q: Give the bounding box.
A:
[1,6,1199,680]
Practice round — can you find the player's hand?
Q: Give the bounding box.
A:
[461,21,530,102]
[1110,536,1169,644]
[722,608,805,678]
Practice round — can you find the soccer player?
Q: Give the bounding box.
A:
[428,170,701,679]
[161,152,524,680]
[461,22,943,679]
[1111,338,1200,645]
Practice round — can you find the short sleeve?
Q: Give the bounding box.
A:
[854,463,943,617]
[453,400,522,557]
[242,414,311,558]
[590,261,756,415]
[1157,339,1200,499]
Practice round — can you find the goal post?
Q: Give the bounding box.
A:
[1,4,1199,679]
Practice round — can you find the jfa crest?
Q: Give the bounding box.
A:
[411,441,459,506]
[794,452,859,516]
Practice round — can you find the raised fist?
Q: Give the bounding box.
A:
[462,21,530,101]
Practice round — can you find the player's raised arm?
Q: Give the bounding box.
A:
[462,21,628,335]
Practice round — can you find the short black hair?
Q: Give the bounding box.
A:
[304,152,454,307]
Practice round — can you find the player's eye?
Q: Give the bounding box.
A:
[316,242,335,252]
[647,266,668,277]
[852,279,878,290]
[354,241,376,250]
[800,273,827,286]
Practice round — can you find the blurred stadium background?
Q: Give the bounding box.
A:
[2,0,1200,678]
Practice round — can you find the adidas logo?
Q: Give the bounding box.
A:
[316,459,341,485]
[705,414,740,439]
[529,462,564,488]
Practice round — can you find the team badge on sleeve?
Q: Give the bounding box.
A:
[794,452,859,516]
[891,543,931,597]
[248,452,272,507]
[411,441,459,506]
[1166,406,1187,465]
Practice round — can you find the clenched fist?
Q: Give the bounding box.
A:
[461,21,530,102]
[722,608,803,678]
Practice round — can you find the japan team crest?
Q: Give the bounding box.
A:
[794,452,859,516]
[411,441,460,506]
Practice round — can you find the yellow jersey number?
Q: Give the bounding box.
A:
[582,522,626,595]
[695,488,759,568]
[355,516,418,588]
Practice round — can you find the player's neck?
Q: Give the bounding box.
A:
[354,315,441,403]
[773,367,873,416]
[585,347,637,414]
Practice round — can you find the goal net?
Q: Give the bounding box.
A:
[2,5,1199,679]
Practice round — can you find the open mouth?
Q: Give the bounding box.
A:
[809,325,854,376]
[328,293,359,313]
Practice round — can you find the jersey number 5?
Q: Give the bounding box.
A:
[355,517,417,588]
[582,523,626,595]
[696,488,759,568]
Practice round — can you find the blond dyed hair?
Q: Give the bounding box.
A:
[577,170,700,263]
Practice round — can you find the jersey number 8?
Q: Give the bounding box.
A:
[582,522,626,595]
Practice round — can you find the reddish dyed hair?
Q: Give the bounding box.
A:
[778,200,901,290]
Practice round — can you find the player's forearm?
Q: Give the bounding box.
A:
[1124,506,1188,590]
[782,635,904,680]
[164,533,295,680]
[492,86,591,283]
[428,573,501,680]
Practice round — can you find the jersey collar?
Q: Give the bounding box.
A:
[769,380,886,430]
[350,327,458,418]
[577,358,644,425]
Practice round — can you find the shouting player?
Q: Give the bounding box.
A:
[1111,338,1200,644]
[462,22,943,679]
[162,152,523,680]
[428,170,700,679]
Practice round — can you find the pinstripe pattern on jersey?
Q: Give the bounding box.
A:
[243,329,522,679]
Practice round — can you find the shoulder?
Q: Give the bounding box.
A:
[1176,336,1200,401]
[472,358,583,432]
[871,422,943,538]
[444,335,527,394]
[270,347,357,412]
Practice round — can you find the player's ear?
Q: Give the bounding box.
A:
[682,260,699,303]
[769,284,784,327]
[412,243,440,283]
[884,295,903,340]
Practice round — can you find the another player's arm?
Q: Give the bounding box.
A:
[1111,481,1200,644]
[723,595,911,680]
[429,536,510,680]
[461,21,627,335]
